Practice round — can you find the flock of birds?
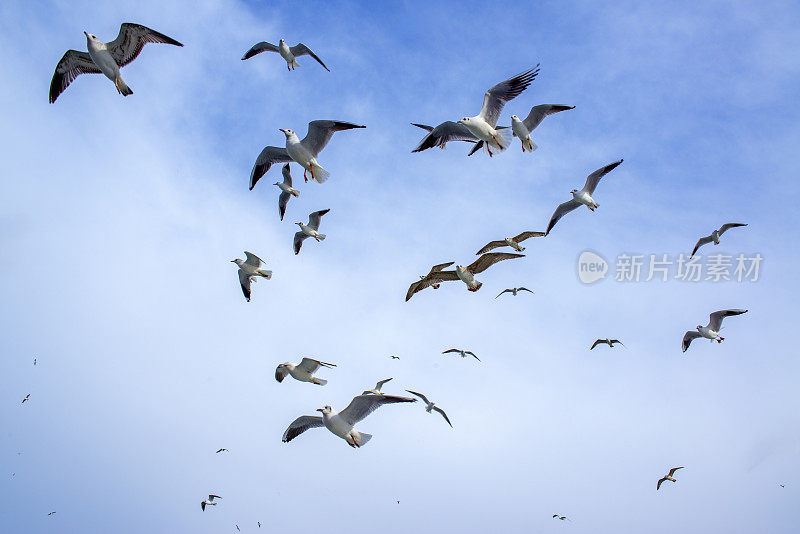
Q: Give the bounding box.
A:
[35,18,764,527]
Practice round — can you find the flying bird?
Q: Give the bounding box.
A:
[545,159,623,235]
[442,349,480,362]
[235,525,240,532]
[496,287,533,298]
[249,121,365,189]
[231,252,272,302]
[413,67,539,155]
[405,390,453,427]
[47,511,56,516]
[509,104,574,152]
[275,164,299,221]
[275,358,336,386]
[21,394,30,404]
[657,467,684,490]
[682,309,748,352]
[363,378,393,395]
[294,209,330,255]
[201,495,221,511]
[406,253,523,300]
[33,358,36,366]
[49,23,183,103]
[404,261,455,301]
[476,231,544,255]
[552,515,567,521]
[690,223,748,257]
[590,338,624,350]
[282,394,416,448]
[215,448,228,454]
[242,39,329,71]
[390,355,400,360]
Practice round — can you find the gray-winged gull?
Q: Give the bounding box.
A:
[657,467,684,490]
[690,223,748,257]
[231,252,272,302]
[510,104,574,152]
[275,358,336,386]
[242,39,329,71]
[276,164,299,221]
[682,309,748,352]
[363,378,393,395]
[294,209,330,255]
[405,390,453,427]
[476,231,544,255]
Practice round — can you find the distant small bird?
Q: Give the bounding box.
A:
[476,231,544,255]
[258,522,261,527]
[21,394,30,404]
[242,39,329,71]
[406,253,524,299]
[396,500,400,504]
[552,514,567,520]
[294,209,330,255]
[47,511,56,516]
[510,104,575,152]
[657,467,684,490]
[545,159,623,235]
[49,23,183,103]
[443,348,480,362]
[690,223,747,257]
[231,251,272,302]
[682,309,748,352]
[363,378,393,395]
[236,525,240,532]
[390,355,400,360]
[590,338,624,350]
[275,164,299,221]
[275,358,336,386]
[496,287,533,298]
[201,494,221,511]
[215,448,228,454]
[779,484,785,488]
[405,390,453,427]
[33,358,36,366]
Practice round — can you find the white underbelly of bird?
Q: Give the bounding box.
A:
[511,117,535,152]
[286,141,327,182]
[456,267,480,291]
[575,191,598,210]
[462,119,506,150]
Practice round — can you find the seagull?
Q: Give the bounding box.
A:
[405,390,453,427]
[275,164,299,221]
[363,378,393,395]
[49,23,183,103]
[509,104,575,152]
[294,209,330,255]
[590,338,624,350]
[236,525,240,532]
[442,349,480,362]
[215,448,228,454]
[231,252,272,302]
[275,358,336,386]
[282,394,416,448]
[682,309,748,352]
[413,67,539,155]
[33,358,36,366]
[47,511,56,516]
[21,394,30,404]
[249,121,366,189]
[657,467,684,490]
[476,231,544,255]
[242,39,329,71]
[258,521,262,527]
[496,287,533,298]
[390,355,400,360]
[552,515,567,521]
[405,253,524,300]
[404,261,455,301]
[690,223,748,257]
[545,159,623,235]
[201,495,221,511]
[779,484,785,488]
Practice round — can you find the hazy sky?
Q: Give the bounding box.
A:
[1,1,799,532]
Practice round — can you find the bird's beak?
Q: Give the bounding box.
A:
[316,408,324,413]
[279,129,287,134]
[230,260,236,263]
[83,31,89,37]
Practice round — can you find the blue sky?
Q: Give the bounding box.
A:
[1,0,799,532]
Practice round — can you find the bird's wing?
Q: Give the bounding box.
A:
[243,251,264,268]
[339,394,416,426]
[545,199,582,235]
[718,222,747,235]
[496,289,512,299]
[307,209,330,230]
[411,123,434,132]
[432,406,453,427]
[668,467,684,477]
[281,163,293,186]
[298,358,322,373]
[708,309,747,331]
[404,389,430,404]
[656,477,667,490]
[301,120,365,157]
[208,495,221,500]
[201,502,206,511]
[376,378,393,389]
[241,41,279,60]
[590,339,603,350]
[521,104,575,131]
[582,159,623,195]
[465,351,480,361]
[691,236,714,257]
[107,23,183,68]
[609,339,624,347]
[238,270,251,301]
[514,231,546,242]
[467,252,525,274]
[442,349,461,354]
[282,415,324,442]
[412,121,479,152]
[477,66,540,127]
[293,231,309,255]
[517,287,534,294]
[49,50,101,103]
[476,240,507,255]
[275,365,288,382]
[405,271,458,301]
[682,331,702,352]
[289,43,330,71]
[250,146,292,190]
[278,191,290,221]
[429,261,456,273]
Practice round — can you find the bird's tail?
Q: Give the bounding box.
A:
[290,190,299,197]
[312,378,327,386]
[114,76,133,96]
[469,281,483,292]
[315,233,326,241]
[258,270,272,279]
[355,432,372,447]
[524,138,537,152]
[310,162,330,183]
[485,129,512,153]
